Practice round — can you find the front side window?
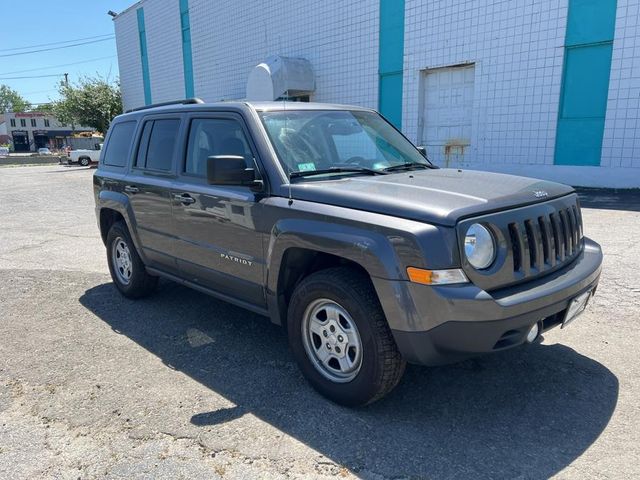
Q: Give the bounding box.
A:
[136,119,180,171]
[259,110,429,178]
[103,121,137,167]
[185,118,253,176]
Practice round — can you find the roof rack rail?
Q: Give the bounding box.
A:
[125,97,204,113]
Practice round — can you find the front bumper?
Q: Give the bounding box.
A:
[373,238,602,365]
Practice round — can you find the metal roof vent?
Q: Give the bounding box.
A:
[246,56,315,101]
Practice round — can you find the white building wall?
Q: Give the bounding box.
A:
[188,0,379,106]
[602,0,640,170]
[114,9,146,110]
[144,0,186,103]
[403,0,568,170]
[115,0,379,109]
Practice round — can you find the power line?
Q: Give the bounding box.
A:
[0,37,115,58]
[0,34,114,52]
[0,55,117,76]
[19,89,59,95]
[0,74,65,80]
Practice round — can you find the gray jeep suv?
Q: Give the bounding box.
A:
[94,99,602,406]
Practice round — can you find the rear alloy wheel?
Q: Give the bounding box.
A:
[106,221,157,298]
[79,157,90,167]
[288,267,406,406]
[112,237,133,285]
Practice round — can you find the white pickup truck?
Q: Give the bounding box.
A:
[68,144,103,166]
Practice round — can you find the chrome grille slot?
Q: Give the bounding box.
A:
[508,223,522,273]
[537,216,550,266]
[573,205,583,240]
[524,220,537,270]
[558,210,573,258]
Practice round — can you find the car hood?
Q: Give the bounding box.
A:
[288,168,574,226]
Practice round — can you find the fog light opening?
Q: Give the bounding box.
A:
[526,322,541,344]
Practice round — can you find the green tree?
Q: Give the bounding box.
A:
[0,85,31,112]
[54,76,122,134]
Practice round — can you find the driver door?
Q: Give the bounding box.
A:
[171,113,266,308]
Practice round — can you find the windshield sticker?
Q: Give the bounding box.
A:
[297,162,316,172]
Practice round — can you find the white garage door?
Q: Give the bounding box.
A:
[419,64,475,167]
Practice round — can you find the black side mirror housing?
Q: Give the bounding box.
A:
[206,155,257,186]
[417,146,427,157]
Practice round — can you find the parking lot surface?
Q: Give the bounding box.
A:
[1,165,638,479]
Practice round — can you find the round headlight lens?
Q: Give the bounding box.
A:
[464,224,496,270]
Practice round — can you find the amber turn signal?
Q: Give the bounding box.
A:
[406,267,468,285]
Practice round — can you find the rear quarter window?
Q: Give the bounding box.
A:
[134,118,181,171]
[103,121,137,167]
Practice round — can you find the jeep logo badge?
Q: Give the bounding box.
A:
[533,190,549,198]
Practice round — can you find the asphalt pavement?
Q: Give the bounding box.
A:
[0,165,638,479]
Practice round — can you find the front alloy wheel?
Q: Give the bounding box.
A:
[287,267,406,406]
[302,299,363,383]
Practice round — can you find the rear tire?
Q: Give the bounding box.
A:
[106,221,157,298]
[287,267,406,406]
[79,157,90,167]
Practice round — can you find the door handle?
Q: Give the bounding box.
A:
[124,185,139,194]
[173,193,196,205]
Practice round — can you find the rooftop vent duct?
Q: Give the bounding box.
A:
[246,56,315,101]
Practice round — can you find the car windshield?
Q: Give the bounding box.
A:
[259,110,431,178]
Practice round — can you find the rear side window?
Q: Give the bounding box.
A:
[103,121,136,167]
[135,119,180,171]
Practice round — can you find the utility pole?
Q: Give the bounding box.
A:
[63,72,75,143]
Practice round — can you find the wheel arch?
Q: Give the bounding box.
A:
[265,219,402,326]
[96,190,146,262]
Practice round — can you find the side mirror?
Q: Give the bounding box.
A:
[207,155,256,186]
[416,146,427,157]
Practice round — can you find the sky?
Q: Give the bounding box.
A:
[0,0,136,107]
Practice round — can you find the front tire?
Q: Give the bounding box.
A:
[106,221,157,298]
[287,267,406,406]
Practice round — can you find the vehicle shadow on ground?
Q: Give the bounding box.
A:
[80,280,618,479]
[577,188,640,212]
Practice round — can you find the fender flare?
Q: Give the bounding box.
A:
[265,218,404,324]
[97,190,147,263]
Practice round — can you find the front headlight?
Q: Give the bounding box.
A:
[464,223,496,270]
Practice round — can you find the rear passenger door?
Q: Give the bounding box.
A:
[125,114,183,274]
[170,113,266,308]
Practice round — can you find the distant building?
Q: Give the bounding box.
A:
[0,112,92,152]
[112,0,639,188]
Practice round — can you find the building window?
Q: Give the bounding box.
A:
[20,119,26,127]
[10,119,16,127]
[44,119,50,127]
[31,119,37,127]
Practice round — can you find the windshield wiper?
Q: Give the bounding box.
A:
[290,167,387,179]
[383,162,431,172]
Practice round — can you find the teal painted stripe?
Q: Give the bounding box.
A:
[378,0,405,128]
[179,0,195,98]
[554,0,617,166]
[137,8,152,105]
[565,0,617,46]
